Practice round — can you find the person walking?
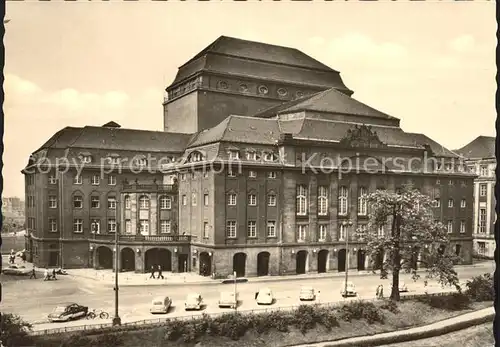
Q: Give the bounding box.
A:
[52,268,57,280]
[376,285,380,299]
[29,266,36,279]
[157,264,164,279]
[379,285,384,299]
[44,268,50,281]
[149,265,156,279]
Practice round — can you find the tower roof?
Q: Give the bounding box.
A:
[454,135,496,159]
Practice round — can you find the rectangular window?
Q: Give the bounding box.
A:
[460,199,466,208]
[478,242,486,254]
[357,187,368,216]
[73,196,83,209]
[192,193,197,206]
[125,219,132,234]
[297,225,307,241]
[247,221,257,237]
[480,165,488,176]
[378,226,384,237]
[91,196,100,208]
[204,194,209,206]
[338,186,348,215]
[447,220,453,233]
[318,186,328,216]
[139,219,149,234]
[108,219,117,233]
[248,194,257,206]
[479,208,487,233]
[91,219,100,234]
[160,196,172,210]
[480,184,487,197]
[318,224,327,241]
[246,152,257,161]
[460,220,466,233]
[48,195,57,209]
[249,170,257,178]
[227,169,236,177]
[268,171,277,179]
[296,185,308,215]
[73,175,82,184]
[226,221,237,238]
[49,176,57,184]
[227,193,237,206]
[108,197,116,209]
[448,180,454,186]
[160,220,171,234]
[203,222,209,238]
[339,224,346,240]
[73,219,83,233]
[182,195,187,206]
[267,194,276,207]
[229,150,240,160]
[434,198,441,208]
[180,173,186,181]
[267,221,276,237]
[124,196,131,209]
[448,199,454,208]
[108,175,116,185]
[91,175,100,185]
[49,218,57,232]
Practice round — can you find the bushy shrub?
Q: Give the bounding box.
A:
[59,333,93,347]
[0,313,35,347]
[293,305,318,334]
[419,292,471,311]
[339,301,384,324]
[314,307,340,331]
[212,313,249,340]
[94,333,124,346]
[380,300,400,314]
[465,273,494,302]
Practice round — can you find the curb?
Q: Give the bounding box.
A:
[311,309,494,347]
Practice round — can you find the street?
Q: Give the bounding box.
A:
[1,261,494,332]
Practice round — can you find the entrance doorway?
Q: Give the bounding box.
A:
[296,250,308,274]
[121,248,135,271]
[357,250,366,271]
[199,252,211,276]
[49,251,59,267]
[96,246,113,269]
[317,250,328,273]
[178,254,188,272]
[257,252,270,276]
[233,253,247,277]
[145,248,172,272]
[338,249,346,272]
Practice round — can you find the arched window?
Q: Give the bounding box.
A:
[160,195,172,210]
[318,186,328,216]
[139,195,150,210]
[357,187,367,216]
[296,185,308,216]
[124,195,131,209]
[338,186,348,215]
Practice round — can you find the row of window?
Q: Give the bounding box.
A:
[47,218,173,234]
[296,185,366,216]
[435,179,467,186]
[433,198,467,208]
[225,220,277,238]
[78,155,149,166]
[64,195,173,210]
[179,170,278,181]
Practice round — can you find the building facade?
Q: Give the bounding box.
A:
[25,36,475,275]
[454,136,496,258]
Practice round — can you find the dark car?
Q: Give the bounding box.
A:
[48,303,88,322]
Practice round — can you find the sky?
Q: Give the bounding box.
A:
[4,1,496,198]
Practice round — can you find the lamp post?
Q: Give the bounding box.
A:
[342,220,353,298]
[112,199,121,326]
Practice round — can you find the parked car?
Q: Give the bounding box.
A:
[218,291,237,309]
[2,264,31,276]
[340,281,357,297]
[48,303,88,322]
[299,286,316,301]
[185,293,203,311]
[150,296,172,314]
[255,288,274,305]
[391,281,409,293]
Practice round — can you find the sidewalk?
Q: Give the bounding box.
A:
[65,262,491,287]
[294,306,495,347]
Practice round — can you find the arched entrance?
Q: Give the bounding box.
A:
[199,252,211,276]
[374,249,384,270]
[257,252,270,276]
[317,250,328,273]
[96,246,113,269]
[233,253,247,277]
[357,250,366,271]
[337,249,346,272]
[455,244,461,256]
[145,248,172,272]
[121,248,135,272]
[296,250,308,274]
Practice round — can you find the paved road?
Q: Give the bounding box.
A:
[1,262,493,332]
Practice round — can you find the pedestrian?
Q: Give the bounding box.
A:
[149,265,156,279]
[379,285,384,299]
[317,290,321,303]
[376,285,380,298]
[44,268,50,281]
[52,268,57,280]
[157,264,164,279]
[29,266,36,279]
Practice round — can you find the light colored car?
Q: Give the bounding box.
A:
[391,281,408,293]
[48,303,88,322]
[150,296,172,314]
[2,264,31,276]
[218,291,237,309]
[256,288,274,305]
[299,286,315,301]
[185,293,203,311]
[340,281,357,297]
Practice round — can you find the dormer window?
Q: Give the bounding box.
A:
[191,152,203,162]
[264,152,276,162]
[81,155,92,164]
[229,150,240,160]
[137,158,147,167]
[246,150,257,161]
[445,163,452,171]
[49,175,57,184]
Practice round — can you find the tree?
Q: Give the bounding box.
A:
[357,184,461,301]
[1,313,34,347]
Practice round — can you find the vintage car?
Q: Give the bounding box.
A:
[299,286,316,301]
[48,303,88,322]
[185,293,203,311]
[218,291,238,309]
[391,281,409,293]
[340,281,358,297]
[150,296,172,314]
[255,288,274,305]
[2,264,31,276]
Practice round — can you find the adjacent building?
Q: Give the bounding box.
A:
[454,136,496,259]
[24,36,475,276]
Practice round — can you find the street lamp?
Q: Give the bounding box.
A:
[112,199,121,326]
[342,220,353,298]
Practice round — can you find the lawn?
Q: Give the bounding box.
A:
[382,322,495,347]
[110,300,492,347]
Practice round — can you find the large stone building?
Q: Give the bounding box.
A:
[24,36,475,276]
[454,136,496,259]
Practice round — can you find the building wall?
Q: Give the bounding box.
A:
[164,91,198,133]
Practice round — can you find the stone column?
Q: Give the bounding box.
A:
[172,250,178,273]
[329,175,339,241]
